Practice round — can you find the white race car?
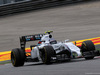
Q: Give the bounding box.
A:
[11,31,100,67]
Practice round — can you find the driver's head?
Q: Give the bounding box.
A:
[41,34,57,44]
[41,34,52,41]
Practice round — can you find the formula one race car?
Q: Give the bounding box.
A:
[11,31,100,67]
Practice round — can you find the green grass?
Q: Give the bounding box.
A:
[96,48,100,51]
[0,60,11,65]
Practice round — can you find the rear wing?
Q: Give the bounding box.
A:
[20,34,45,51]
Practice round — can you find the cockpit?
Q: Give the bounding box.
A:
[39,34,57,45]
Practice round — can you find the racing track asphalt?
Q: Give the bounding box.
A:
[0,0,100,75]
[0,57,100,75]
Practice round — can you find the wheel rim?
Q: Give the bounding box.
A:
[11,52,16,65]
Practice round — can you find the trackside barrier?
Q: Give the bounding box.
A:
[0,0,92,16]
[0,0,48,16]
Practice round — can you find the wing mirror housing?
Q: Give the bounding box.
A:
[65,39,69,42]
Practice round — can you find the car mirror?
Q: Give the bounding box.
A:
[65,39,69,42]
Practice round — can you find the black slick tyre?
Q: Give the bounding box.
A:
[41,46,55,64]
[11,48,25,67]
[81,40,95,60]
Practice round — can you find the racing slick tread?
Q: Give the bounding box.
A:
[11,48,25,67]
[18,48,25,66]
[81,40,95,60]
[81,40,95,52]
[41,46,55,64]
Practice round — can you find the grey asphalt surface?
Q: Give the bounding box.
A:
[0,0,100,75]
[0,57,100,75]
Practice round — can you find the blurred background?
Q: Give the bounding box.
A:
[0,0,30,5]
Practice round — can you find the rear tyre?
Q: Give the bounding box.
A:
[81,40,95,60]
[11,48,25,67]
[40,46,55,64]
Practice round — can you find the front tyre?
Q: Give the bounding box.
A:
[81,40,95,60]
[11,48,25,67]
[40,46,55,64]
